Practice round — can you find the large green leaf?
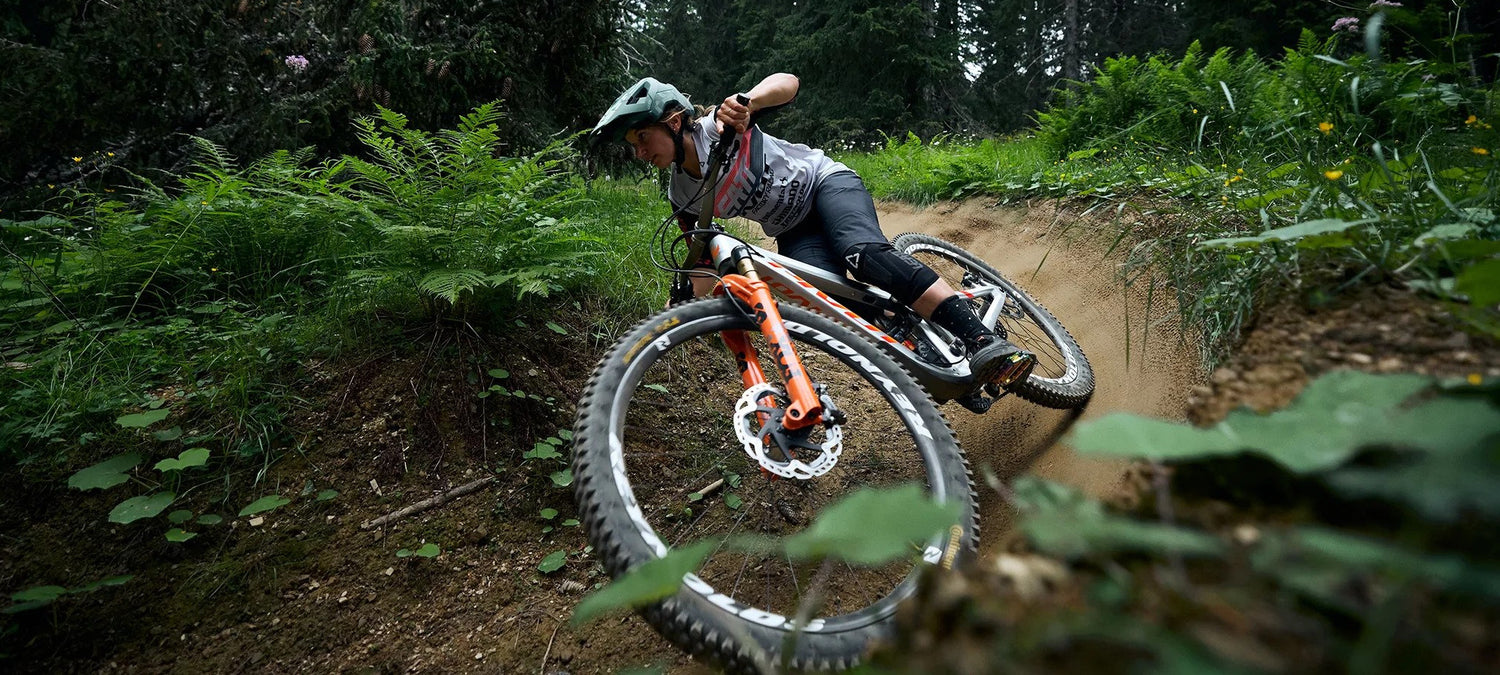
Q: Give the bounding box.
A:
[154,447,210,472]
[238,495,291,516]
[108,492,176,524]
[779,484,960,565]
[1070,372,1435,473]
[1456,258,1500,306]
[571,541,714,625]
[116,408,171,428]
[538,550,567,573]
[67,453,141,491]
[1199,218,1378,250]
[1013,477,1224,559]
[1252,526,1500,610]
[1329,432,1500,520]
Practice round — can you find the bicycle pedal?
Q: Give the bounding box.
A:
[994,353,1036,387]
[955,390,994,414]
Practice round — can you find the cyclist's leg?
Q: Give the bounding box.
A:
[774,216,847,277]
[810,171,1035,384]
[808,171,950,313]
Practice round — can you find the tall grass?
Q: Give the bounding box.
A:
[843,24,1499,361]
[0,104,667,465]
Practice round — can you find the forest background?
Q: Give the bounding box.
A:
[7,0,1496,206]
[2,1,1500,671]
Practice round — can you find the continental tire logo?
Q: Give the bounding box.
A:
[623,316,682,365]
[941,525,963,570]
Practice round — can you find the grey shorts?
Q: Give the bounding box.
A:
[775,171,888,276]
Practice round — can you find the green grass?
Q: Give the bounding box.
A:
[0,105,670,467]
[840,31,1500,362]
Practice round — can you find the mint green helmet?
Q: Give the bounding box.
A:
[589,77,693,147]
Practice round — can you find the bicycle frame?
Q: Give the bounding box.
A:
[701,229,1012,403]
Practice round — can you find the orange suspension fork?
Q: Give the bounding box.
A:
[719,273,823,431]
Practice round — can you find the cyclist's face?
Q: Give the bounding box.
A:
[625,124,675,169]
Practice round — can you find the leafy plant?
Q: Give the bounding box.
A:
[396,543,441,559]
[154,448,210,473]
[3,575,133,614]
[108,492,174,524]
[67,454,141,491]
[238,495,291,517]
[538,550,567,573]
[570,484,960,624]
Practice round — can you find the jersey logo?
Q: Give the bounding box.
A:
[845,251,862,270]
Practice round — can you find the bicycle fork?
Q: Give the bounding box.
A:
[716,256,824,432]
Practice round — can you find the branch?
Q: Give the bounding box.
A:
[360,475,496,529]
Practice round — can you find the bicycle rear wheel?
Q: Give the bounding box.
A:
[894,232,1094,409]
[572,297,977,672]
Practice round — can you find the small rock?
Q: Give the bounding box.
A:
[1233,524,1261,545]
[1377,357,1403,372]
[1347,353,1373,365]
[474,652,484,661]
[995,553,1069,599]
[249,517,265,527]
[383,567,394,576]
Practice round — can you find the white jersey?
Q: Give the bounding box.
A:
[669,117,850,237]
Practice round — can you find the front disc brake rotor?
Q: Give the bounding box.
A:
[732,383,843,480]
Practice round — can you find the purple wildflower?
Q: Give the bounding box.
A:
[284,54,310,72]
[1369,1,1402,8]
[1332,17,1361,33]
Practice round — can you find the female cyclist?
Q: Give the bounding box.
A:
[589,73,1035,387]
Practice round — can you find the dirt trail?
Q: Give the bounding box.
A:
[875,200,1203,550]
[2,199,1205,675]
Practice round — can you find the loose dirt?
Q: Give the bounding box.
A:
[876,199,1204,551]
[1,198,1208,674]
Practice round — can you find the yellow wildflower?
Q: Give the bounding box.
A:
[1466,115,1478,125]
[1473,147,1490,155]
[72,156,81,162]
[1325,170,1344,180]
[107,152,115,157]
[1468,373,1483,385]
[1236,168,1245,174]
[1318,122,1334,134]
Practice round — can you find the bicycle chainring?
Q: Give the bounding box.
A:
[732,384,843,480]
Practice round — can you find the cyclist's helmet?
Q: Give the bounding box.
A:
[589,77,693,148]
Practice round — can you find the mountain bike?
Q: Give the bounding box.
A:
[572,101,1093,672]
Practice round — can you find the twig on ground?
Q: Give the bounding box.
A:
[360,476,496,529]
[538,618,563,675]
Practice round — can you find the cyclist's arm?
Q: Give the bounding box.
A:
[718,73,799,132]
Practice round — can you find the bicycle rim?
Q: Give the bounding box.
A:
[601,304,957,632]
[906,244,1075,383]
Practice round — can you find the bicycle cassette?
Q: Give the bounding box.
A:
[733,383,843,480]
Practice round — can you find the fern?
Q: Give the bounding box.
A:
[418,269,489,303]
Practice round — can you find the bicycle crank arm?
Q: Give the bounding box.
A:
[719,274,823,430]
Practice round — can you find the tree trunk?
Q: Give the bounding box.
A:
[1063,0,1080,81]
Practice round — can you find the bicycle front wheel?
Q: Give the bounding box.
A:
[572,297,977,672]
[895,232,1095,409]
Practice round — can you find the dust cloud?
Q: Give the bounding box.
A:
[876,200,1205,554]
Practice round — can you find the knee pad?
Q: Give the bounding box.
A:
[843,243,939,306]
